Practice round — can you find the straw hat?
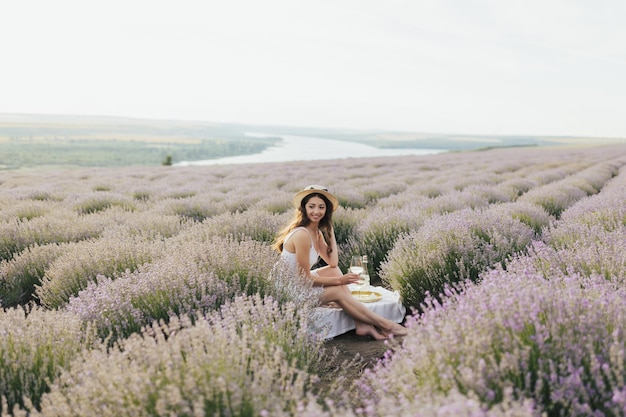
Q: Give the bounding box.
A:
[292,185,339,212]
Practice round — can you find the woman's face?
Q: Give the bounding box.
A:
[304,195,327,224]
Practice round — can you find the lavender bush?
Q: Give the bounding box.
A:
[167,228,280,296]
[508,236,626,285]
[0,208,109,262]
[0,211,189,307]
[381,207,535,309]
[359,270,626,416]
[461,183,512,205]
[333,187,370,210]
[557,165,626,230]
[253,190,294,214]
[517,183,588,218]
[490,202,553,235]
[0,243,66,307]
[493,177,537,200]
[513,165,626,282]
[26,296,327,417]
[201,208,289,243]
[73,192,136,214]
[567,160,620,192]
[422,189,492,215]
[523,162,587,185]
[517,160,619,218]
[0,201,49,222]
[358,181,407,205]
[65,264,226,343]
[66,235,283,342]
[324,389,539,417]
[99,211,191,239]
[157,194,225,221]
[345,205,427,283]
[25,191,64,202]
[36,235,166,309]
[0,306,97,414]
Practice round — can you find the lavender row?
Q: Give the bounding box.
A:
[379,206,537,308]
[358,271,626,416]
[14,296,329,417]
[354,162,626,415]
[64,231,282,342]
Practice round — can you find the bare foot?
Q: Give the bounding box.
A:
[381,323,408,339]
[355,324,387,340]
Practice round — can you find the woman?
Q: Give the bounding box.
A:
[273,185,407,340]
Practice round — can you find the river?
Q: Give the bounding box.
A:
[175,134,446,166]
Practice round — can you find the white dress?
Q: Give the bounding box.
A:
[280,227,319,274]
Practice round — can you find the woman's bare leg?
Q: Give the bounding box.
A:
[321,285,407,338]
[314,266,406,338]
[315,266,388,340]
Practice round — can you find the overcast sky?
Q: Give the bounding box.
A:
[2,0,625,138]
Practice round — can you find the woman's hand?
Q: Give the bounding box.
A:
[340,272,361,285]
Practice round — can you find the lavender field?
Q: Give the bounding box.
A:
[1,143,626,416]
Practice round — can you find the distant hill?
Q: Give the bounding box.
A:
[0,113,623,169]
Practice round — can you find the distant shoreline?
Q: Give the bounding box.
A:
[175,134,446,166]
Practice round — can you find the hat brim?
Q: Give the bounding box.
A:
[292,188,339,212]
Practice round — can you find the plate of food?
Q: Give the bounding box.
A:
[351,290,383,303]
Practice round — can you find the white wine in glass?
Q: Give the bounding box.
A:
[350,255,366,296]
[349,255,364,275]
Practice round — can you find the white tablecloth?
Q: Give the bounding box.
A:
[312,285,406,339]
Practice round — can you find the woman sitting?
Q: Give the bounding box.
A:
[272,185,407,340]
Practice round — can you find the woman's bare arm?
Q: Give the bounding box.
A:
[318,228,339,267]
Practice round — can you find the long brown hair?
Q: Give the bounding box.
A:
[272,192,334,254]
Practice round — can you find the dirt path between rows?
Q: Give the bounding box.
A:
[316,330,404,407]
[324,330,395,372]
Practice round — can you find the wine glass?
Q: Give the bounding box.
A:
[350,255,366,297]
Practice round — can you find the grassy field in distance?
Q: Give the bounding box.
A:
[0,114,280,169]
